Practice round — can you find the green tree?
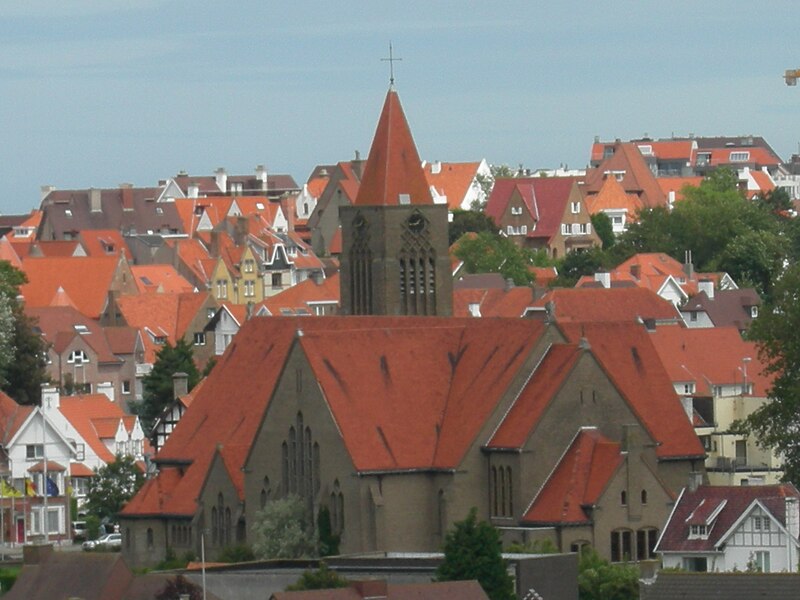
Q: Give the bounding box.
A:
[552,247,613,288]
[137,338,200,433]
[454,232,547,286]
[286,562,349,591]
[712,229,787,298]
[739,263,800,486]
[591,212,615,250]
[251,495,318,559]
[317,505,340,557]
[155,575,203,600]
[449,210,498,245]
[436,508,515,600]
[84,454,145,522]
[0,262,49,405]
[577,547,638,600]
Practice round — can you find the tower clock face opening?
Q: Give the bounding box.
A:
[407,213,425,233]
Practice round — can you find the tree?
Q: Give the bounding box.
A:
[155,575,203,600]
[449,210,498,245]
[576,547,638,600]
[286,562,349,591]
[436,508,515,600]
[454,232,547,286]
[251,495,318,559]
[739,263,800,486]
[84,454,145,523]
[552,247,613,288]
[0,261,48,405]
[317,505,340,557]
[590,212,615,249]
[137,338,200,433]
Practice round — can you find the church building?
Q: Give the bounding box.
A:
[119,88,705,567]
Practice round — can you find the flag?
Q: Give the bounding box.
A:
[0,480,22,498]
[46,477,59,497]
[25,478,35,497]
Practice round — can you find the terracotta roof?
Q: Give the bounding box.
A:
[559,322,705,460]
[452,286,537,318]
[423,161,481,210]
[600,252,718,297]
[657,177,704,203]
[59,394,133,464]
[485,177,578,240]
[27,460,66,472]
[581,143,667,209]
[271,580,489,600]
[591,139,697,163]
[26,305,123,363]
[656,483,800,553]
[585,174,643,219]
[262,274,340,315]
[647,324,771,397]
[523,428,623,524]
[0,391,33,444]
[19,256,123,319]
[71,463,94,477]
[30,240,84,257]
[531,287,680,323]
[0,237,23,268]
[131,265,195,294]
[353,90,433,207]
[124,317,547,517]
[78,229,131,259]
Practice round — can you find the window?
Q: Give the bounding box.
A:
[244,280,255,297]
[636,528,658,560]
[682,556,707,572]
[730,151,750,162]
[26,444,44,460]
[750,306,758,318]
[689,524,708,539]
[579,223,588,234]
[520,225,527,235]
[754,550,771,572]
[641,490,648,505]
[193,332,206,346]
[243,259,255,273]
[561,224,569,235]
[612,216,623,225]
[68,350,89,364]
[683,383,695,394]
[76,443,85,461]
[696,153,711,166]
[156,207,163,215]
[65,209,73,217]
[216,280,228,299]
[272,273,282,289]
[571,201,580,214]
[700,435,712,451]
[570,540,590,554]
[690,311,698,322]
[510,206,522,215]
[610,529,632,562]
[146,528,154,549]
[620,490,627,506]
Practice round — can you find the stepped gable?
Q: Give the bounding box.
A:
[352,89,432,207]
[523,428,624,524]
[559,322,704,460]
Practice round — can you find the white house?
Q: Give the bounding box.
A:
[656,483,800,573]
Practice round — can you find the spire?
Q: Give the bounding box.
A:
[353,89,433,207]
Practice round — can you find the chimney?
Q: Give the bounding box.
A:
[255,165,268,191]
[89,187,102,213]
[40,185,56,202]
[120,184,134,211]
[352,580,388,599]
[312,270,324,285]
[687,471,703,493]
[684,250,694,280]
[698,279,714,299]
[172,372,189,400]
[431,161,442,175]
[215,168,228,193]
[785,496,799,541]
[595,271,611,288]
[40,384,59,411]
[96,381,115,402]
[630,264,641,280]
[188,183,199,199]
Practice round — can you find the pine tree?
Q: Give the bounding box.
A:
[436,508,515,600]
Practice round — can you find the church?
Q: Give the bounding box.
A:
[119,87,705,567]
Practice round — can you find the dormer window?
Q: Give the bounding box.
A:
[689,524,709,539]
[683,383,695,394]
[730,151,750,162]
[571,201,581,214]
[65,209,73,217]
[510,206,523,216]
[750,306,758,318]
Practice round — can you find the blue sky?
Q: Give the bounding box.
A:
[1,1,799,214]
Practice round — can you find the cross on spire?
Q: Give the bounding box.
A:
[381,42,402,86]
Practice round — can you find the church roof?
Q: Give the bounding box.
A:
[353,89,433,207]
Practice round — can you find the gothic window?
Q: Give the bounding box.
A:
[437,489,446,535]
[261,476,271,509]
[281,442,289,494]
[620,490,627,506]
[491,466,498,516]
[289,427,297,494]
[281,413,317,506]
[211,508,218,545]
[499,467,506,517]
[399,211,436,315]
[350,213,372,314]
[505,466,513,516]
[146,527,154,549]
[225,507,232,546]
[641,489,648,505]
[330,480,345,535]
[313,442,321,495]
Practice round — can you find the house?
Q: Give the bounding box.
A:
[271,580,489,600]
[452,278,539,318]
[203,302,253,357]
[647,323,782,485]
[167,166,299,200]
[485,177,600,259]
[261,272,340,316]
[590,138,698,177]
[150,373,201,454]
[582,142,667,210]
[119,88,704,569]
[423,159,491,211]
[526,286,681,324]
[308,158,365,256]
[657,176,704,207]
[37,185,185,241]
[27,305,141,405]
[680,286,761,332]
[584,174,643,234]
[655,483,800,573]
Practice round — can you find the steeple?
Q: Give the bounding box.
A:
[353,90,433,208]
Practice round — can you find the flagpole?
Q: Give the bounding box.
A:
[42,390,49,545]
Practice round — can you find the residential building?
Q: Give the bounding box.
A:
[680,285,761,332]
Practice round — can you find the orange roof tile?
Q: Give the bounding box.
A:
[131,265,195,294]
[532,287,680,323]
[657,177,703,203]
[423,162,481,210]
[585,174,643,219]
[59,394,131,464]
[523,429,623,524]
[452,287,537,318]
[70,463,94,477]
[0,238,23,269]
[582,143,667,209]
[77,230,131,259]
[353,90,432,207]
[0,391,33,444]
[262,274,340,314]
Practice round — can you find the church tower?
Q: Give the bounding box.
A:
[339,89,452,316]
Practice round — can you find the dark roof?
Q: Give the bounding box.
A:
[682,288,761,330]
[656,484,800,553]
[640,571,800,600]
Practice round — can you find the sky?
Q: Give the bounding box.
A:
[1,1,799,214]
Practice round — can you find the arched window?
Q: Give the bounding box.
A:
[211,507,218,545]
[281,442,289,493]
[305,426,313,498]
[620,490,627,506]
[610,529,633,562]
[641,489,648,505]
[491,466,498,516]
[499,467,506,517]
[437,489,446,535]
[505,466,513,516]
[288,427,297,493]
[313,442,321,495]
[146,527,154,550]
[225,508,232,546]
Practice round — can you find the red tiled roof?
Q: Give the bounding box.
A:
[647,324,771,396]
[423,161,481,210]
[59,394,131,464]
[657,177,703,203]
[582,143,667,209]
[523,429,623,524]
[657,484,800,553]
[559,322,705,459]
[131,265,195,294]
[262,274,340,314]
[0,238,23,269]
[78,229,131,259]
[32,241,83,257]
[485,177,577,240]
[28,460,66,472]
[70,463,94,477]
[0,391,33,444]
[26,305,123,363]
[19,256,123,319]
[452,287,536,318]
[531,287,680,323]
[585,175,643,219]
[353,90,432,207]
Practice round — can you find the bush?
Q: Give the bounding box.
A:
[218,544,255,563]
[0,567,19,593]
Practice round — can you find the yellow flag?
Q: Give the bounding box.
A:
[0,479,22,498]
[25,478,36,497]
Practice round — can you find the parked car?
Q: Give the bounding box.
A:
[71,520,87,541]
[82,532,122,551]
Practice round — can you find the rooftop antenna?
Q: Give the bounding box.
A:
[381,42,402,87]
